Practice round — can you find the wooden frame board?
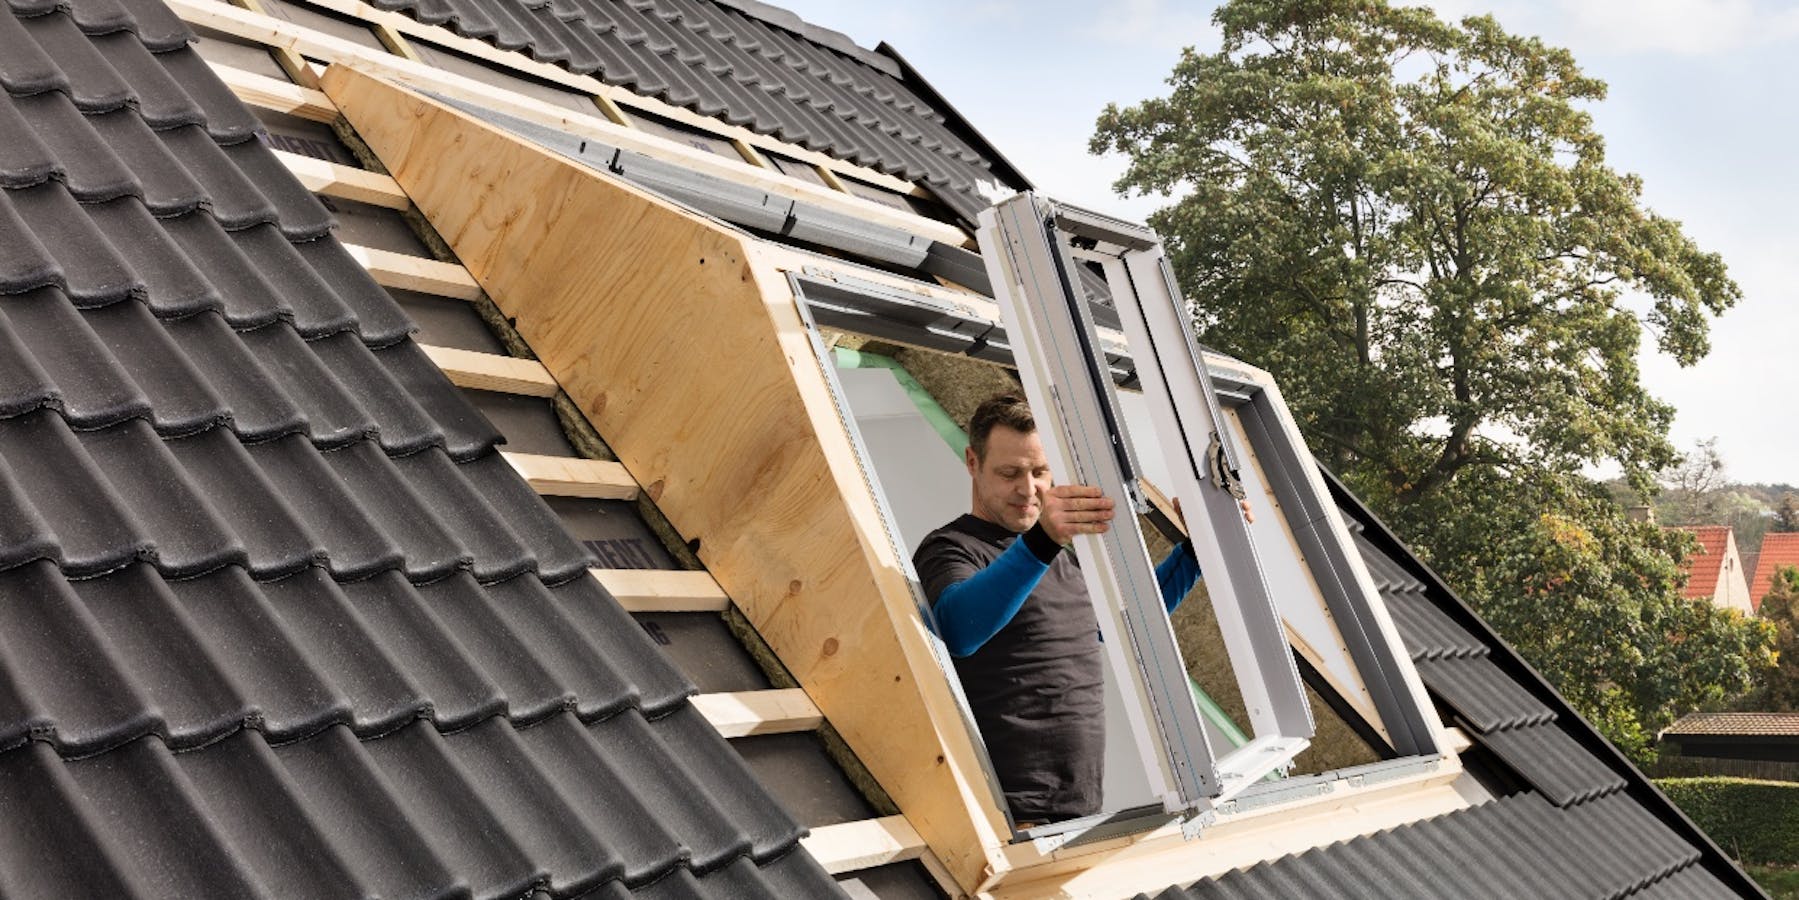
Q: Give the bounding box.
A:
[324,64,1013,892]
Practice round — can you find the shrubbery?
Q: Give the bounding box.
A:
[1657,777,1799,865]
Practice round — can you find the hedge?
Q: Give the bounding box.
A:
[1656,777,1799,865]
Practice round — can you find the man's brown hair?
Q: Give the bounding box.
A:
[968,393,1035,460]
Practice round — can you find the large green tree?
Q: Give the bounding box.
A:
[1753,567,1799,711]
[1093,0,1770,759]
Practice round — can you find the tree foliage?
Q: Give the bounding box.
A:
[1753,567,1799,711]
[1092,0,1768,759]
[1776,493,1799,534]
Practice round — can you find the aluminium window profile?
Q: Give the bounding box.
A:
[977,192,1315,815]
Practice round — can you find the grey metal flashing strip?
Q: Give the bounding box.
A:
[920,241,991,295]
[430,92,942,270]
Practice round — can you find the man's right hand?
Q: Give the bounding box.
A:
[1035,484,1116,544]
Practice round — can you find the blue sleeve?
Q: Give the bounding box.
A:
[934,538,1052,658]
[1157,541,1202,614]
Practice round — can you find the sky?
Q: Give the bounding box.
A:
[775,0,1799,485]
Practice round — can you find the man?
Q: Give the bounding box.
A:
[913,393,1213,825]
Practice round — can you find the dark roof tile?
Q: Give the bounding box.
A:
[0,8,65,97]
[75,418,247,577]
[0,93,68,189]
[159,123,283,230]
[322,438,475,580]
[1476,722,1628,807]
[7,184,139,302]
[164,426,324,576]
[337,570,510,730]
[14,94,135,201]
[115,0,194,51]
[150,43,265,142]
[0,741,139,896]
[227,223,361,335]
[0,5,849,894]
[274,724,465,898]
[160,310,308,439]
[91,30,207,128]
[223,133,337,237]
[247,433,411,580]
[0,412,153,575]
[292,232,417,344]
[170,728,371,896]
[0,560,161,754]
[237,323,380,448]
[17,12,131,112]
[311,331,455,456]
[1413,655,1556,734]
[394,448,540,581]
[68,564,254,747]
[461,447,600,582]
[167,565,356,741]
[415,571,570,721]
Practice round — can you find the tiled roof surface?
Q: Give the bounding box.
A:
[0,3,839,897]
[1672,525,1733,601]
[365,0,1011,219]
[1151,489,1756,899]
[1750,532,1799,611]
[1665,712,1799,738]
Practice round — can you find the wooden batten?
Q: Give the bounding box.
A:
[325,65,1011,892]
[591,568,730,612]
[504,452,639,500]
[419,344,559,397]
[276,149,411,209]
[690,688,823,738]
[801,815,928,875]
[210,61,336,121]
[341,243,482,300]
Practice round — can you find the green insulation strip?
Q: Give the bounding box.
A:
[831,347,969,458]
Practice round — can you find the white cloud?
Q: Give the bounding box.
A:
[1551,0,1799,55]
[1086,0,1221,52]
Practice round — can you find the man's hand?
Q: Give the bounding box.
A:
[1036,484,1115,544]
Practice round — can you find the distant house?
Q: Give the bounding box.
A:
[1661,712,1799,764]
[1749,532,1799,612]
[1670,525,1754,614]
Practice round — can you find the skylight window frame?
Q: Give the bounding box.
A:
[977,193,1321,818]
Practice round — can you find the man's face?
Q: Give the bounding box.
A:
[967,425,1052,533]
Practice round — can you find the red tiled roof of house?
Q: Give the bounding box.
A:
[1750,532,1799,611]
[1670,525,1732,601]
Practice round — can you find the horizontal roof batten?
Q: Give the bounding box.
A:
[341,243,481,300]
[420,344,559,397]
[504,453,640,501]
[210,61,336,122]
[691,688,824,738]
[801,815,929,875]
[592,569,731,613]
[275,149,410,209]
